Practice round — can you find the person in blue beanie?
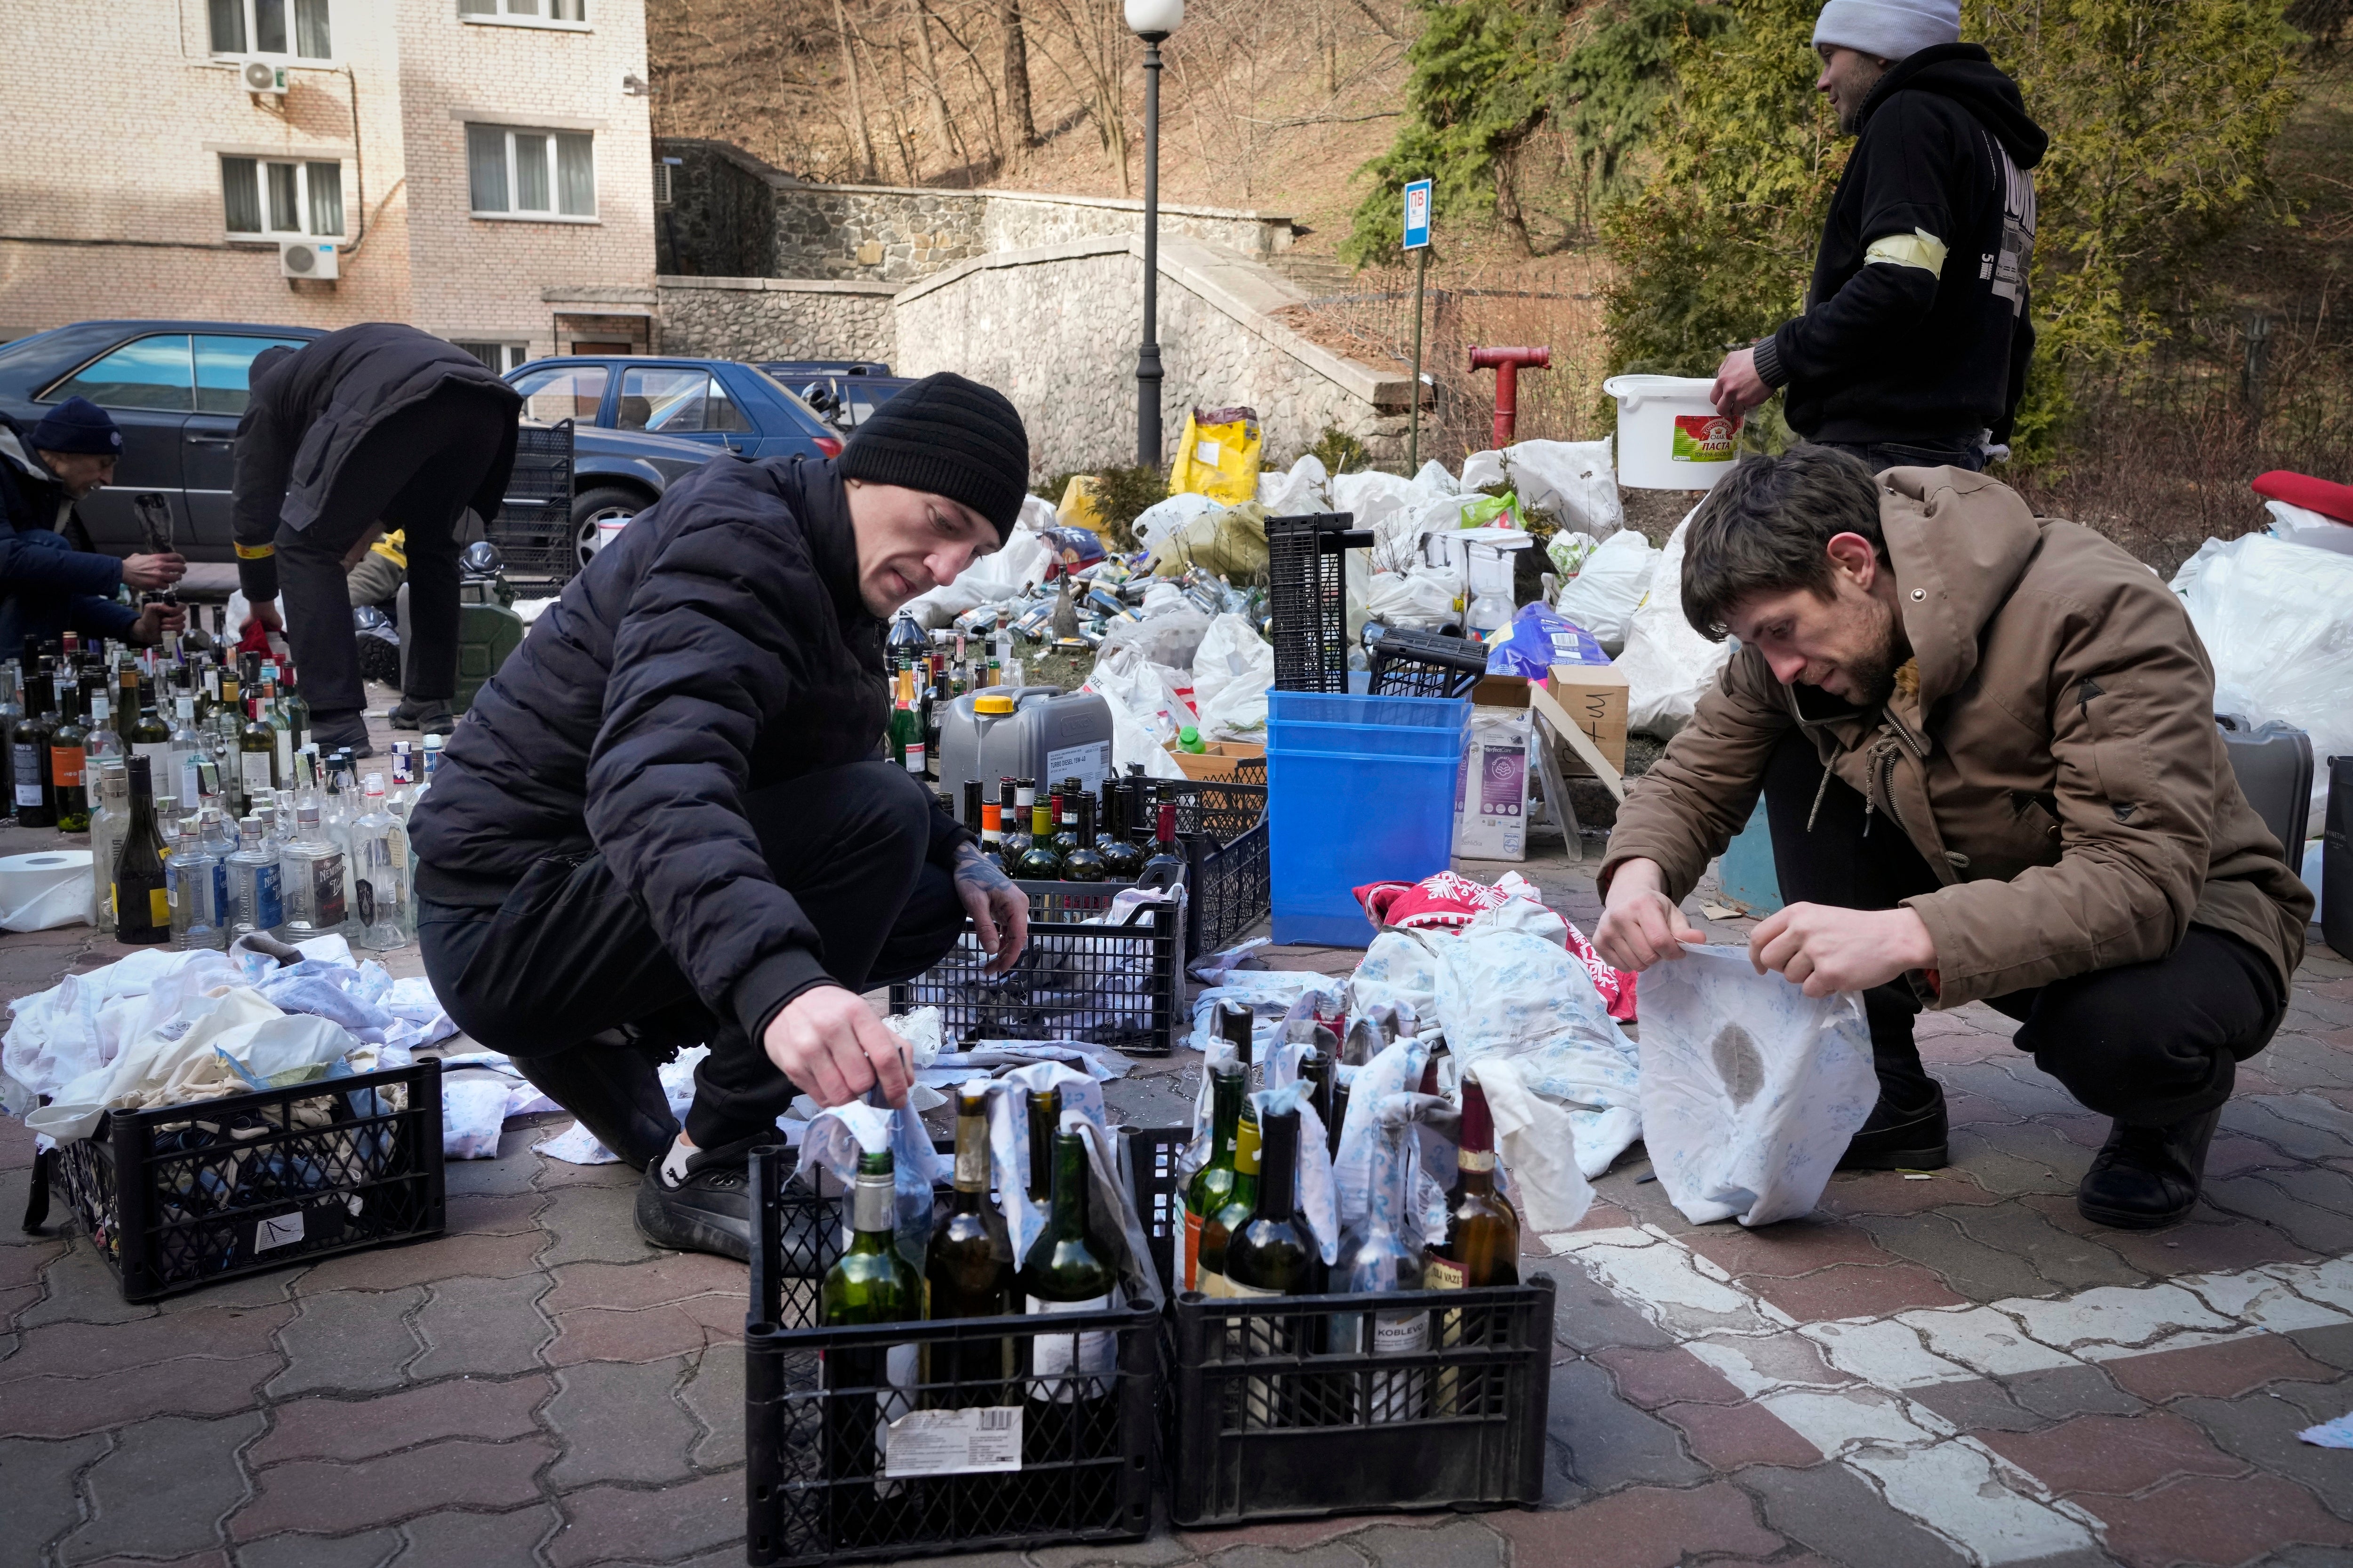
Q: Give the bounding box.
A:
[0,396,186,648]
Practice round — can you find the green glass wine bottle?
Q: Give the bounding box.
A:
[1017,1124,1119,1465]
[820,1150,922,1485]
[1182,1061,1247,1292]
[1024,1085,1062,1206]
[924,1083,1015,1405]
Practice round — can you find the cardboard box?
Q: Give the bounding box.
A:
[1548,662,1629,774]
[1171,740,1265,781]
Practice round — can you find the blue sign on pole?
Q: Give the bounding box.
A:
[1402,179,1432,251]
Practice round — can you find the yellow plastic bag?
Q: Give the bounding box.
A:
[1167,406,1262,505]
[1056,474,1106,535]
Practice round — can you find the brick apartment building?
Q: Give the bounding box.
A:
[0,0,659,366]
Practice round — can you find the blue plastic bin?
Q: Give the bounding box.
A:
[1267,694,1470,947]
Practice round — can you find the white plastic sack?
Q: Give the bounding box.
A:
[1366,570,1459,632]
[1459,450,1507,491]
[1618,510,1732,740]
[1099,605,1211,673]
[1329,470,1423,541]
[1133,491,1221,555]
[2173,531,2353,836]
[1472,1055,1594,1233]
[1636,946,1877,1226]
[1080,644,1189,780]
[1191,614,1274,741]
[1087,641,1192,746]
[1257,453,1332,516]
[1493,439,1624,537]
[2265,499,2353,558]
[1552,528,1657,654]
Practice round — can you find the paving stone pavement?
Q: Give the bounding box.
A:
[5,804,2353,1567]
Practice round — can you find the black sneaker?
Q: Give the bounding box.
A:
[636,1141,756,1261]
[634,1139,828,1272]
[1837,1080,1949,1170]
[389,699,456,735]
[2077,1105,2224,1230]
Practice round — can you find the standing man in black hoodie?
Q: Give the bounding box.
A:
[1709,0,2048,472]
[233,324,521,754]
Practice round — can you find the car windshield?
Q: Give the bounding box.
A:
[744,365,832,432]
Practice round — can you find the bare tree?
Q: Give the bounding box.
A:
[1001,0,1040,150]
[907,0,970,180]
[1027,0,1131,192]
[832,0,881,179]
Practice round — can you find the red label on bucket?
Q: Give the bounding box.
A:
[1671,413,1741,463]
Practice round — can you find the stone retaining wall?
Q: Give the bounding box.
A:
[654,139,1293,286]
[655,277,898,364]
[891,237,1410,479]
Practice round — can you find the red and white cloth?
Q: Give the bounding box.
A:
[1353,870,1638,1022]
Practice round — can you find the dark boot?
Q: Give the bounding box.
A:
[634,1136,825,1274]
[389,698,456,735]
[511,1040,679,1169]
[1837,1080,1950,1170]
[312,710,375,758]
[2076,1105,2225,1230]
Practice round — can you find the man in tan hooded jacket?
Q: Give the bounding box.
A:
[1595,447,2311,1229]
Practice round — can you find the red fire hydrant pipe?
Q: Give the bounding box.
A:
[1468,345,1552,448]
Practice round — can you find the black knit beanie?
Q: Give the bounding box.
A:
[837,372,1031,541]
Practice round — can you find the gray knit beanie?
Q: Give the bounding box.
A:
[1811,0,1960,61]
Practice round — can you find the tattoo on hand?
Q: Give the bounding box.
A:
[954,843,1013,892]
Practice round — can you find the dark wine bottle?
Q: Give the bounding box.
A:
[1017,1125,1120,1464]
[1096,779,1146,880]
[1220,1108,1315,1297]
[13,668,56,829]
[1431,1078,1519,1288]
[49,682,89,832]
[961,777,984,837]
[1002,779,1034,863]
[1060,793,1107,882]
[1024,1085,1062,1206]
[924,1082,1015,1405]
[1050,789,1081,857]
[112,756,171,945]
[820,1150,922,1486]
[1183,1061,1249,1292]
[1014,800,1063,879]
[1137,800,1184,888]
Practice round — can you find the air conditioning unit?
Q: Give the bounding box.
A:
[280,240,338,280]
[240,58,288,95]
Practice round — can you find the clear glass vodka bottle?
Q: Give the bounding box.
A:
[348,774,408,952]
[87,761,128,934]
[277,800,348,941]
[224,815,282,938]
[169,694,206,811]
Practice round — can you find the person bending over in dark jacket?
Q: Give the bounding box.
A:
[1594,448,2311,1231]
[233,324,521,754]
[1709,0,2046,473]
[408,373,1032,1262]
[0,398,186,649]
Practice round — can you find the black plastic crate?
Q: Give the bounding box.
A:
[743,1139,1162,1566]
[36,1060,446,1302]
[1149,776,1270,959]
[1267,513,1372,695]
[890,883,1181,1055]
[488,418,578,582]
[1364,624,1489,700]
[1168,1275,1556,1526]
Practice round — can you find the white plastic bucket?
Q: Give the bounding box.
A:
[1603,375,1743,490]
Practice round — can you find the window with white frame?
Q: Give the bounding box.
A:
[467,126,596,219]
[454,341,532,374]
[221,156,345,237]
[210,0,332,58]
[458,0,587,21]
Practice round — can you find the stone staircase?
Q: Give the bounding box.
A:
[1267,254,1361,299]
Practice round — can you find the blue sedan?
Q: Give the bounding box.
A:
[507,355,841,462]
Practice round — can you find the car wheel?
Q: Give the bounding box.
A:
[572,486,648,570]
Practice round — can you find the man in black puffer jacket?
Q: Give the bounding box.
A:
[410,373,1032,1262]
[1709,0,2047,472]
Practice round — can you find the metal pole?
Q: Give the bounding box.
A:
[1407,246,1427,473]
[1135,36,1165,470]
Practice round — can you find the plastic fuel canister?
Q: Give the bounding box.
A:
[937,687,1113,802]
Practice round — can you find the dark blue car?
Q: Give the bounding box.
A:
[0,321,724,568]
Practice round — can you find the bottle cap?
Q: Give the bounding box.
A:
[974,693,1015,714]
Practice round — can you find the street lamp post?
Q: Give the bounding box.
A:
[1126,0,1183,470]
